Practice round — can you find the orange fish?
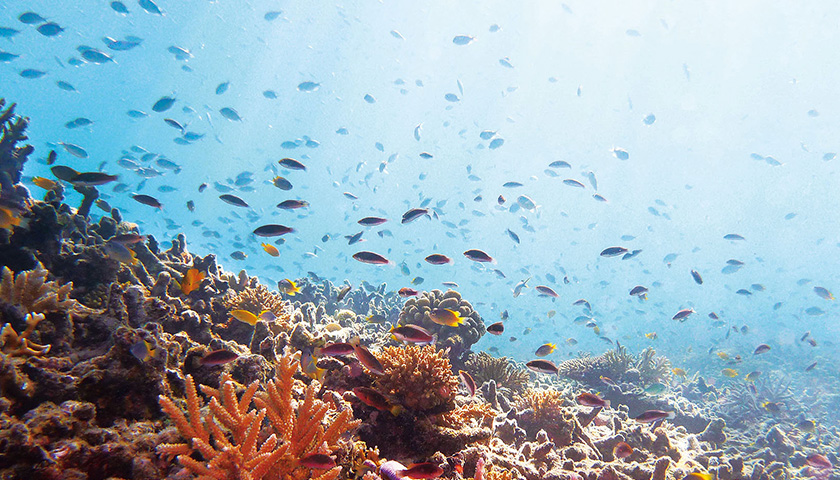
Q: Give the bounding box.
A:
[807,454,832,470]
[613,442,633,459]
[298,453,336,469]
[353,387,402,415]
[352,343,384,375]
[576,392,610,408]
[262,243,280,257]
[459,370,476,396]
[181,268,205,295]
[0,206,23,231]
[31,176,59,190]
[397,463,444,479]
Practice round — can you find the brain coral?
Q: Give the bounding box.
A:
[398,289,484,354]
[374,344,459,412]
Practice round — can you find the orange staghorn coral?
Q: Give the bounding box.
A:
[0,312,50,356]
[0,263,76,314]
[374,344,459,412]
[157,351,360,480]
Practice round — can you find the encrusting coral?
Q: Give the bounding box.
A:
[0,263,76,314]
[373,344,459,412]
[157,350,360,480]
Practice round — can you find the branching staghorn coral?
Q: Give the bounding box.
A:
[157,351,359,480]
[0,263,76,314]
[374,344,459,412]
[465,352,531,393]
[0,312,50,356]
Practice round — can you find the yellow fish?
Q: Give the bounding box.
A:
[721,368,739,378]
[0,207,22,231]
[278,279,300,296]
[180,268,205,295]
[672,368,687,377]
[645,332,658,340]
[430,308,463,327]
[745,371,761,382]
[103,241,138,265]
[684,473,713,480]
[32,176,59,190]
[262,243,280,257]
[231,309,260,326]
[130,340,157,362]
[717,352,730,360]
[299,348,325,381]
[535,343,556,357]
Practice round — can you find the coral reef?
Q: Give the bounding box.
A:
[0,313,50,357]
[0,99,33,211]
[465,351,531,394]
[158,351,360,479]
[374,344,459,412]
[0,263,76,314]
[294,276,403,321]
[222,284,292,324]
[0,99,836,480]
[398,289,485,365]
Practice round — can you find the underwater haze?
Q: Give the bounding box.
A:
[2,0,840,458]
[8,0,838,366]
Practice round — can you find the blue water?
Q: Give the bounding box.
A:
[2,1,837,377]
